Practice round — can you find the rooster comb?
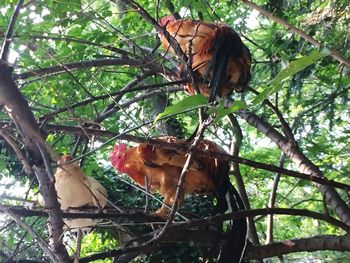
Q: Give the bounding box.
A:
[159,15,176,26]
[112,143,127,154]
[61,154,73,162]
[110,143,127,171]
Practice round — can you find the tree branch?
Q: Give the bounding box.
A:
[14,58,175,80]
[76,207,350,262]
[40,79,182,120]
[246,234,350,260]
[0,0,24,61]
[228,114,261,246]
[248,87,296,145]
[119,0,188,65]
[240,0,350,67]
[266,154,287,244]
[1,122,347,193]
[2,205,348,231]
[3,204,349,261]
[236,109,350,226]
[0,127,32,174]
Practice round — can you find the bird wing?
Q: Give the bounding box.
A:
[84,176,108,209]
[161,19,216,69]
[138,137,202,170]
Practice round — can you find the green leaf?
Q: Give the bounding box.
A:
[270,48,330,87]
[252,48,330,105]
[211,101,247,122]
[251,84,271,106]
[154,94,207,123]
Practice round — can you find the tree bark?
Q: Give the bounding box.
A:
[246,234,350,260]
[228,114,261,246]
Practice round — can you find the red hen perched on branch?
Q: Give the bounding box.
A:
[159,15,251,101]
[110,136,247,263]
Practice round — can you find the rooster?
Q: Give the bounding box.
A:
[159,16,251,102]
[38,155,108,231]
[110,136,247,263]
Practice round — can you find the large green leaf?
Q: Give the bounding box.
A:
[252,48,331,105]
[154,94,207,123]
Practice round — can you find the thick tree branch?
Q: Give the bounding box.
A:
[246,234,350,260]
[228,114,261,246]
[0,63,70,262]
[1,122,347,193]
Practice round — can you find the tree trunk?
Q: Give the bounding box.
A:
[0,62,71,262]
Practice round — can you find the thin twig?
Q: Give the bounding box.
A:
[74,229,83,263]
[0,127,32,174]
[14,58,174,80]
[240,0,350,67]
[0,0,24,61]
[228,114,261,246]
[118,0,188,64]
[2,205,348,232]
[265,153,286,244]
[157,116,211,232]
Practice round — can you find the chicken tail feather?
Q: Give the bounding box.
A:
[213,172,247,263]
[219,183,247,263]
[205,27,247,102]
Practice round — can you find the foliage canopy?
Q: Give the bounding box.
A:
[0,0,349,262]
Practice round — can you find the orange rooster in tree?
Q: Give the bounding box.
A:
[110,136,247,263]
[38,155,108,231]
[158,15,251,101]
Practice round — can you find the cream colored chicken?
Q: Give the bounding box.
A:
[38,155,107,231]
